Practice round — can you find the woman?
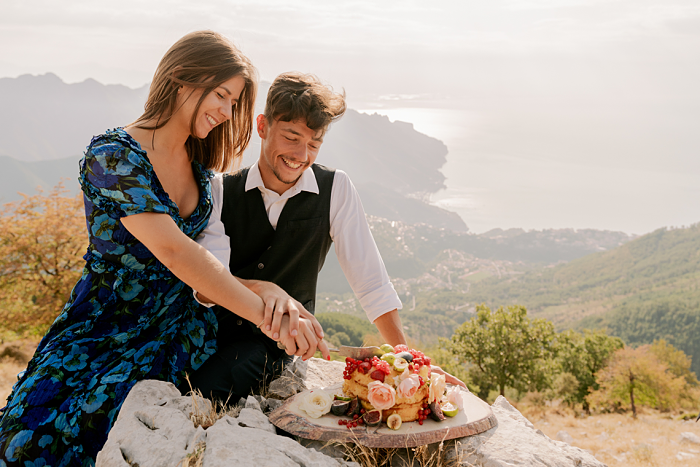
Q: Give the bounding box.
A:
[0,31,327,466]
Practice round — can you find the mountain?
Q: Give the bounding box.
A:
[0,74,463,230]
[463,224,700,373]
[0,73,149,161]
[317,215,633,293]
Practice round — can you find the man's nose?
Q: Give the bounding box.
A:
[291,144,309,161]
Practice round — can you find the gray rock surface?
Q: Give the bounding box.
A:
[446,396,607,467]
[95,381,207,467]
[97,375,357,467]
[204,415,351,467]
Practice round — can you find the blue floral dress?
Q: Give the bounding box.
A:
[0,128,218,466]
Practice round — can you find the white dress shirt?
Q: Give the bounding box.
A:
[196,162,402,323]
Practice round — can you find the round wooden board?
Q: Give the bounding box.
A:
[268,384,498,448]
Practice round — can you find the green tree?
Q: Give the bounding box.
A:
[447,304,555,399]
[315,313,376,347]
[555,329,624,412]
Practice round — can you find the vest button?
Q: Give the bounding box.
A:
[236,319,243,326]
[257,263,264,269]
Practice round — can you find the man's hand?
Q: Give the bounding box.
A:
[260,314,330,361]
[430,365,467,389]
[246,280,324,341]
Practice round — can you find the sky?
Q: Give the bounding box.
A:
[2,0,699,234]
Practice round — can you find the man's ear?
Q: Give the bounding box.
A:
[256,114,267,138]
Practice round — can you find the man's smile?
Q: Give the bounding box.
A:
[280,156,305,170]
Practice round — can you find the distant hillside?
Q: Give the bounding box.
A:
[0,73,148,161]
[0,155,82,203]
[318,215,633,293]
[464,224,700,373]
[0,74,463,230]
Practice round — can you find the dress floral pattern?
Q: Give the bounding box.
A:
[0,128,218,466]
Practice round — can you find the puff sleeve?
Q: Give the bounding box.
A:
[79,137,169,219]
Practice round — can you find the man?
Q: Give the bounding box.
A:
[186,72,462,403]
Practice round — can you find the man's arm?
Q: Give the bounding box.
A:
[328,171,403,323]
[372,309,407,347]
[328,171,466,388]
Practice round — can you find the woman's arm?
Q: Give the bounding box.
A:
[121,212,329,360]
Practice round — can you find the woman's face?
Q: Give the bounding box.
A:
[177,75,246,138]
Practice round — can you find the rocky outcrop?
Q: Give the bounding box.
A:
[97,358,607,467]
[446,396,606,467]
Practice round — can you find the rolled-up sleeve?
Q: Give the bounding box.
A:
[329,170,403,323]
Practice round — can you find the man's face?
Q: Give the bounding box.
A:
[257,115,324,195]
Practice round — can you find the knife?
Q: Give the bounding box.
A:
[327,345,383,360]
[276,342,383,360]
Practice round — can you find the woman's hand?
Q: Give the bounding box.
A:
[243,280,324,341]
[261,314,330,361]
[431,365,468,389]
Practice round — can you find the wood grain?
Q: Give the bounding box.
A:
[268,385,497,448]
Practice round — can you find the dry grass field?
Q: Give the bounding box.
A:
[0,338,39,404]
[522,405,700,466]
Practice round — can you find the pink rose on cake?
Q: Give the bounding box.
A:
[397,371,421,399]
[367,380,396,410]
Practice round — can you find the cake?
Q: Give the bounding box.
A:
[341,344,435,423]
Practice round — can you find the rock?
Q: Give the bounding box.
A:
[96,380,206,467]
[676,451,696,460]
[287,356,309,380]
[680,432,700,444]
[556,430,574,445]
[236,407,277,434]
[245,395,262,411]
[304,358,344,389]
[265,398,284,413]
[267,362,308,399]
[446,396,605,467]
[203,415,354,467]
[97,379,351,467]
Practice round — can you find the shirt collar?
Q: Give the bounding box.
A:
[245,161,319,195]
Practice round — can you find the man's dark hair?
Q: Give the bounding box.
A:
[264,72,346,134]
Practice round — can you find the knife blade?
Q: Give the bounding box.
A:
[327,345,383,360]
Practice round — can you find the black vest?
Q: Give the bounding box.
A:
[214,164,335,335]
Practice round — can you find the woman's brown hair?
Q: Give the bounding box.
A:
[132,30,257,172]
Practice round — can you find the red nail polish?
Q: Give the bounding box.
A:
[327,355,330,361]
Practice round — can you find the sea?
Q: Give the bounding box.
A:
[355,105,699,236]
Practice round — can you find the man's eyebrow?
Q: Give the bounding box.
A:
[282,128,324,143]
[283,128,303,137]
